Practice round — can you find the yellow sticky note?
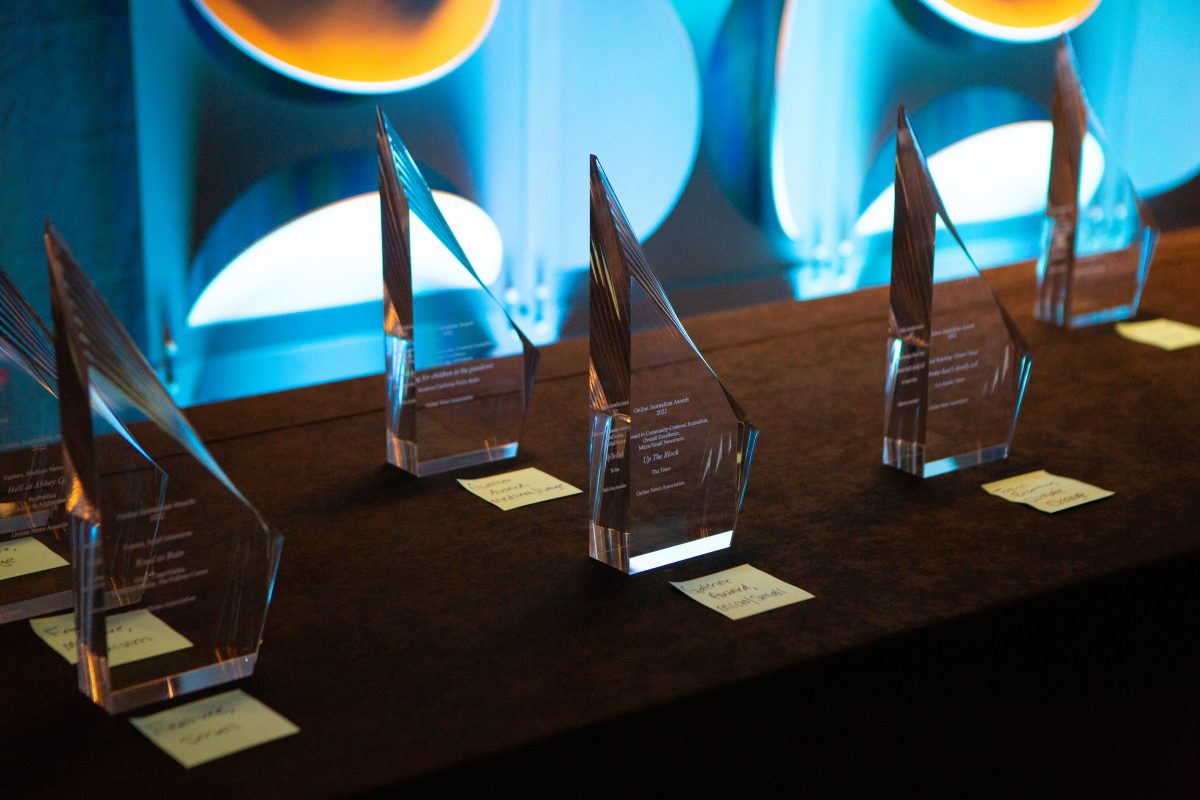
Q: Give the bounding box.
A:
[0,537,67,581]
[1115,318,1200,351]
[671,564,814,620]
[982,469,1114,514]
[30,608,193,666]
[457,467,582,511]
[131,689,299,768]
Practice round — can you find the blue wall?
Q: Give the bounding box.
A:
[1,0,1197,405]
[0,1,143,343]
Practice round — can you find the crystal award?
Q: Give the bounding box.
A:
[0,268,71,623]
[46,225,283,714]
[1035,37,1158,328]
[883,108,1033,479]
[588,156,758,574]
[376,108,539,476]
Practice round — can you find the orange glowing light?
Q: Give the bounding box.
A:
[920,0,1099,40]
[194,0,499,92]
[942,0,1097,28]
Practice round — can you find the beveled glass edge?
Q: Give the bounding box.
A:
[407,442,519,478]
[0,589,72,626]
[588,524,734,575]
[92,654,258,715]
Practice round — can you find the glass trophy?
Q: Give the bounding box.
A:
[1035,37,1158,328]
[588,155,758,574]
[46,225,283,714]
[376,108,539,476]
[0,269,71,624]
[883,108,1033,479]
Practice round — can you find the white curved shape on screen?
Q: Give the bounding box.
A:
[853,121,1105,236]
[187,191,503,327]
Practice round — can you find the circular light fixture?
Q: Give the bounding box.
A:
[188,190,503,327]
[189,0,499,93]
[854,120,1105,236]
[917,0,1099,42]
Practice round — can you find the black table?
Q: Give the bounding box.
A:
[3,231,1198,798]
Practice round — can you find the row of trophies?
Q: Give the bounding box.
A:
[0,39,1154,714]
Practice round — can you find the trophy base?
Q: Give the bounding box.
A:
[1035,231,1155,329]
[1036,302,1138,330]
[590,524,732,575]
[386,438,518,477]
[883,438,1010,478]
[85,653,259,715]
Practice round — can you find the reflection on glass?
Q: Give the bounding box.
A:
[0,269,71,623]
[46,225,282,714]
[376,108,539,477]
[1036,37,1158,329]
[588,156,757,574]
[883,108,1033,479]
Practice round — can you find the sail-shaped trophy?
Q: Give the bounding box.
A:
[46,225,283,713]
[883,108,1033,479]
[376,108,539,476]
[1036,36,1158,328]
[588,156,757,574]
[0,269,71,623]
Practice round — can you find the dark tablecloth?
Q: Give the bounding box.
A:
[2,232,1198,798]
